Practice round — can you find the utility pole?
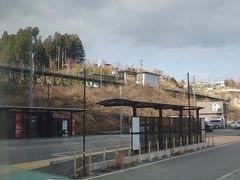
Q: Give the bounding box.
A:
[98,59,102,88]
[187,72,191,142]
[120,86,123,135]
[193,76,196,117]
[139,59,143,86]
[47,83,50,107]
[57,47,60,70]
[83,67,86,175]
[29,52,34,107]
[64,49,67,61]
[62,49,65,69]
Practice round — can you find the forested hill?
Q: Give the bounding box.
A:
[0,27,85,69]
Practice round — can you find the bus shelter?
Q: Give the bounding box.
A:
[0,106,84,139]
[97,98,205,153]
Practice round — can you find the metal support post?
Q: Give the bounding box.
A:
[148,141,152,161]
[73,151,77,178]
[157,140,160,160]
[166,139,169,157]
[128,145,131,164]
[103,147,106,169]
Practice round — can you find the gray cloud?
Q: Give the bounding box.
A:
[1,0,240,48]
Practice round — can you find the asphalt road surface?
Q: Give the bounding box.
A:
[0,128,239,165]
[213,128,240,136]
[84,142,240,180]
[0,134,131,165]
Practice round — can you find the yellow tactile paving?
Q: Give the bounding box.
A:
[0,155,72,175]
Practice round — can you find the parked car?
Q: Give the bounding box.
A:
[235,122,240,129]
[227,121,233,128]
[210,119,223,129]
[230,122,237,129]
[205,121,214,132]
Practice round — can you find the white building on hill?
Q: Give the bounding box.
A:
[136,72,160,89]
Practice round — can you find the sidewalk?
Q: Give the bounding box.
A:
[214,135,240,146]
[0,169,70,180]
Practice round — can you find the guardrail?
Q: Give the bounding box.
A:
[0,65,124,86]
[49,133,214,178]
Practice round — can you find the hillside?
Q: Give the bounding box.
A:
[1,63,240,134]
[0,80,190,134]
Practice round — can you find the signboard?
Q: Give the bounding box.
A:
[211,103,221,112]
[62,120,68,132]
[15,114,22,138]
[132,117,140,150]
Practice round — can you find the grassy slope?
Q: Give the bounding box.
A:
[0,80,190,134]
[1,67,239,133]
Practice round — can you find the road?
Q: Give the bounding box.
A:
[214,129,240,136]
[0,128,239,165]
[85,142,240,180]
[1,129,240,180]
[0,135,131,165]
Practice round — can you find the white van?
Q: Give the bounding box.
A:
[210,119,223,129]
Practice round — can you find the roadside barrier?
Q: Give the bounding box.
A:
[198,135,200,149]
[148,141,152,161]
[88,150,92,174]
[211,134,214,146]
[128,145,131,164]
[173,137,176,153]
[50,137,211,177]
[115,146,119,168]
[157,140,160,160]
[207,134,210,146]
[180,137,183,154]
[193,135,195,151]
[103,147,106,169]
[166,139,169,157]
[73,151,77,178]
[138,143,141,163]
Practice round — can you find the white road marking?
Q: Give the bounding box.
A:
[82,142,235,180]
[216,168,240,180]
[0,143,73,150]
[50,144,130,157]
[0,146,15,150]
[0,140,130,151]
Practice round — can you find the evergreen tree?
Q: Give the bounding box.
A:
[0,27,86,68]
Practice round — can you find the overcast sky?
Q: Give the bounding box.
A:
[1,0,240,81]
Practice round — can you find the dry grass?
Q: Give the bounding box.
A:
[0,82,192,133]
[3,81,233,132]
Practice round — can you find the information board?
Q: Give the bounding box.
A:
[132,117,140,150]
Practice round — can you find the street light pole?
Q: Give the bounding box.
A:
[83,67,86,175]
